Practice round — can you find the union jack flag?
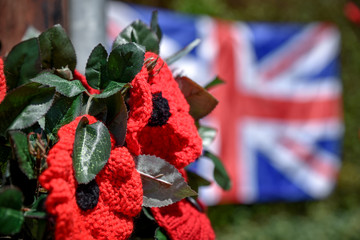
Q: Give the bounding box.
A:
[107,2,343,204]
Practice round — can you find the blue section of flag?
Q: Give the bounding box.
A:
[247,23,304,62]
[256,150,312,202]
[316,138,342,157]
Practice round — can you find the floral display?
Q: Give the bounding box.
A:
[0,12,230,240]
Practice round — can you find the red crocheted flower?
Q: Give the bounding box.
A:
[126,52,202,169]
[73,70,101,95]
[151,199,215,240]
[39,115,143,240]
[0,58,7,103]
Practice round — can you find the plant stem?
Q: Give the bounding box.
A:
[85,94,94,115]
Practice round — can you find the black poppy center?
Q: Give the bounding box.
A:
[75,179,100,211]
[148,92,171,126]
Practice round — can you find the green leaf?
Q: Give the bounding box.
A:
[175,76,218,120]
[165,39,201,65]
[38,24,77,71]
[135,155,197,208]
[4,38,41,90]
[204,150,231,190]
[107,43,145,84]
[72,117,111,184]
[155,227,168,240]
[85,44,108,90]
[0,187,23,210]
[186,171,211,192]
[31,72,86,97]
[204,76,225,90]
[85,97,108,121]
[45,94,83,135]
[104,92,127,147]
[198,126,217,148]
[151,11,162,42]
[93,81,126,99]
[0,83,56,136]
[23,217,47,240]
[112,20,160,54]
[142,207,155,221]
[0,207,24,235]
[9,131,36,179]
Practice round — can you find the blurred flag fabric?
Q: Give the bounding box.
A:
[107,1,343,205]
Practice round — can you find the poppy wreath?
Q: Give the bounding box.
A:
[0,12,230,240]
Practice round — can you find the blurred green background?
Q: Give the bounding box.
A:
[123,0,360,239]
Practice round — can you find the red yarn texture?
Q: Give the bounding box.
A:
[39,115,143,240]
[126,67,153,155]
[126,52,202,169]
[0,58,6,103]
[73,70,101,95]
[151,199,215,240]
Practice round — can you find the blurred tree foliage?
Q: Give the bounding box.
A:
[123,0,360,239]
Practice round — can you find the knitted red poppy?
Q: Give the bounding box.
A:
[73,70,101,95]
[151,199,215,240]
[0,58,6,103]
[126,52,202,169]
[39,115,143,240]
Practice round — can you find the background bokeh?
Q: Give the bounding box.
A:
[121,0,360,239]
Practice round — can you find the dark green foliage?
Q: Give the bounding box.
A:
[4,38,41,91]
[38,24,77,72]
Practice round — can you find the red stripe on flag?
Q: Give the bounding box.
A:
[211,20,243,203]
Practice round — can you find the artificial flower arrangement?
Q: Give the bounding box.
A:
[0,12,230,240]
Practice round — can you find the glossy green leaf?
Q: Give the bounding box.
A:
[112,20,160,54]
[93,81,126,99]
[4,38,41,90]
[198,126,217,147]
[175,76,218,120]
[0,187,23,210]
[73,117,111,184]
[31,72,86,97]
[0,207,24,235]
[85,44,108,90]
[45,94,83,135]
[186,171,211,192]
[9,131,36,179]
[135,155,197,208]
[142,207,155,221]
[165,39,201,65]
[0,83,56,136]
[204,150,231,190]
[104,92,127,146]
[38,24,76,71]
[155,227,168,240]
[85,97,108,122]
[151,11,162,42]
[107,43,145,84]
[204,76,225,90]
